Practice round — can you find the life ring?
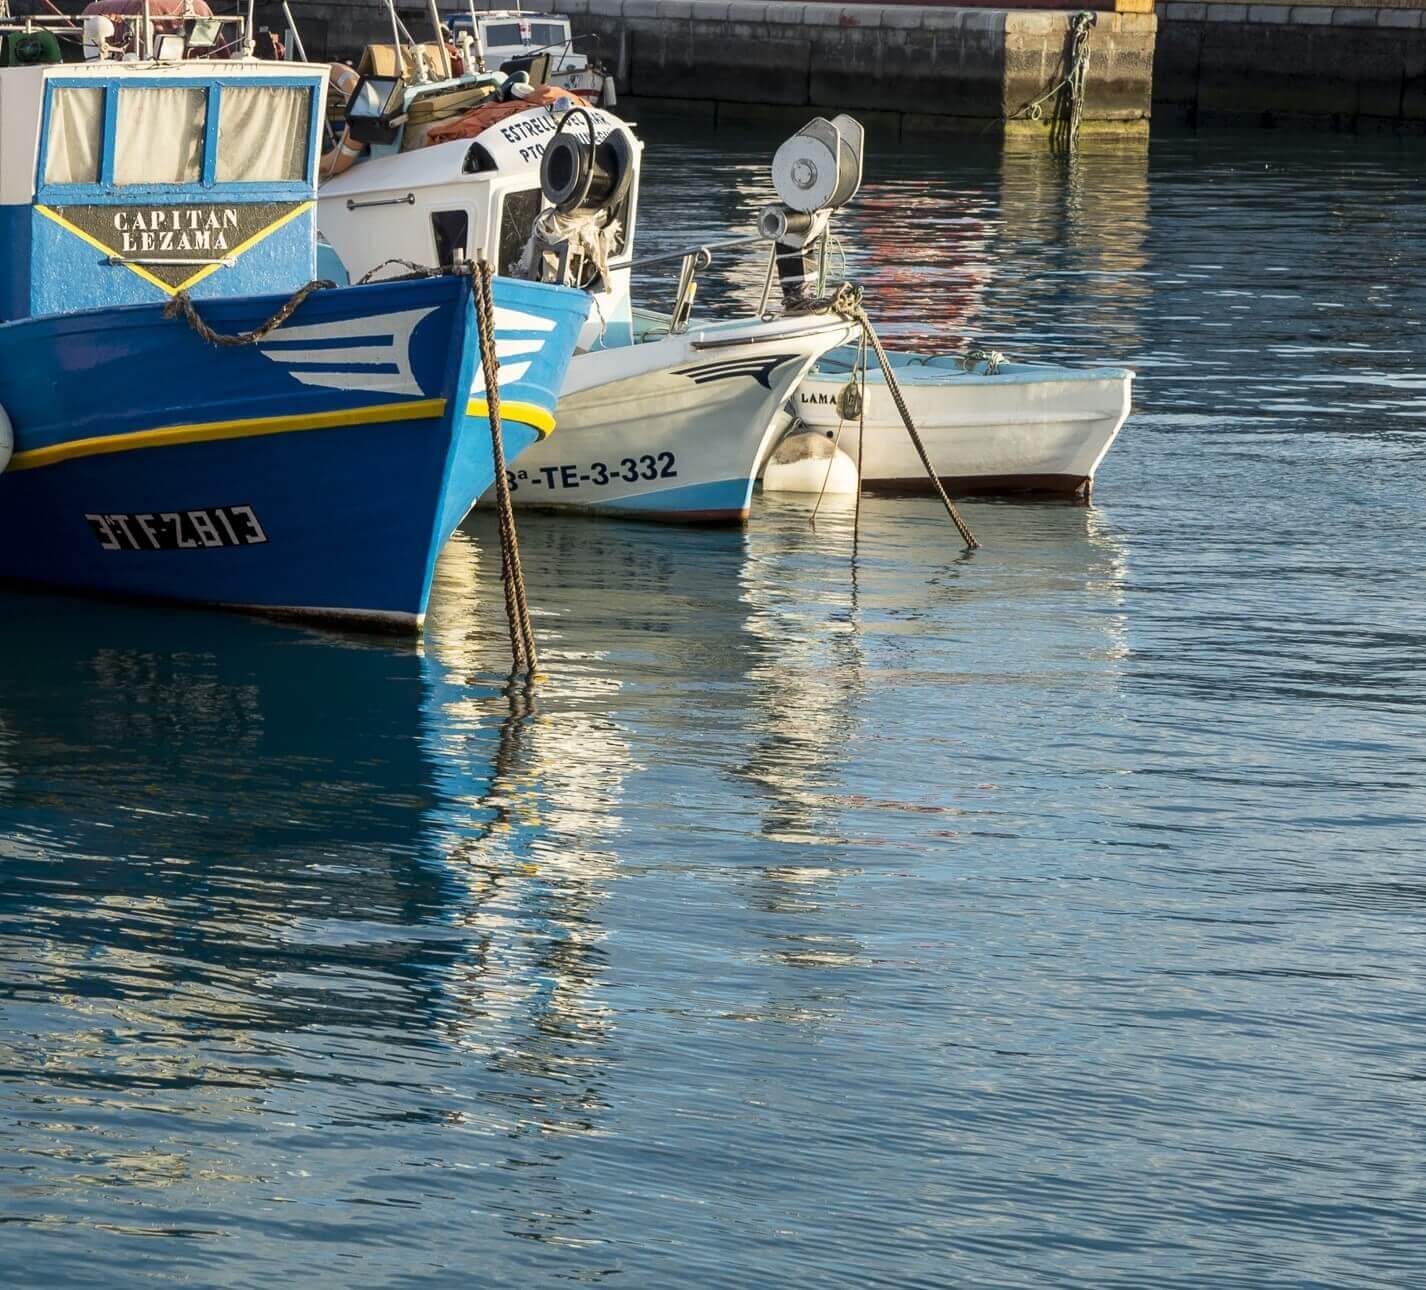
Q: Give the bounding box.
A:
[320,63,367,181]
[0,404,13,475]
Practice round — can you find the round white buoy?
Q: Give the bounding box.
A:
[0,404,11,474]
[762,429,859,495]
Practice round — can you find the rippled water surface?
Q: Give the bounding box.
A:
[4,124,1426,1286]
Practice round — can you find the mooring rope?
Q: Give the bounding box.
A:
[474,259,540,676]
[818,284,979,552]
[356,258,444,285]
[163,279,336,347]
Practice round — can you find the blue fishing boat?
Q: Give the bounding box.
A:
[0,26,587,629]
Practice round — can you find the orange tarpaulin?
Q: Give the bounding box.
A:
[82,1,214,15]
[426,84,571,148]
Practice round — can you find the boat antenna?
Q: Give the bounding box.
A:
[466,0,487,72]
[385,0,429,83]
[425,0,452,79]
[280,0,307,61]
[467,0,490,71]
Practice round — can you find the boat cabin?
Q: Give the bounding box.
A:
[0,58,326,322]
[319,100,638,345]
[449,12,589,77]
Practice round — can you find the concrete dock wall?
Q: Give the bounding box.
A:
[268,0,1154,139]
[1154,0,1426,130]
[532,0,1156,136]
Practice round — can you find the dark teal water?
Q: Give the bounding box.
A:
[3,124,1426,1286]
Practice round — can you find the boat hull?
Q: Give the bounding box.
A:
[0,275,586,627]
[793,353,1134,502]
[496,315,857,524]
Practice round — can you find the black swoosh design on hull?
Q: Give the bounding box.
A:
[675,354,797,390]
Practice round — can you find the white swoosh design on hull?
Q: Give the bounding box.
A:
[471,331,549,396]
[256,307,437,397]
[256,306,554,397]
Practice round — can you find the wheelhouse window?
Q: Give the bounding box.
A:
[39,79,318,194]
[530,22,568,46]
[431,210,469,269]
[43,87,103,185]
[499,189,542,275]
[482,22,522,47]
[113,86,206,185]
[216,86,310,183]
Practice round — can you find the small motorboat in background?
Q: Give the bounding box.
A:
[784,348,1134,502]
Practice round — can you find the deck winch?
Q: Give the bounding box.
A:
[522,106,636,288]
[540,106,635,216]
[758,115,863,305]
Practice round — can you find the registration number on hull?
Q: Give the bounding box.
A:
[506,454,677,492]
[86,506,268,552]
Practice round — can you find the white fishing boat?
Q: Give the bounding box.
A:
[786,348,1134,502]
[317,59,859,522]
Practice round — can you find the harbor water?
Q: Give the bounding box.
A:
[3,123,1425,1285]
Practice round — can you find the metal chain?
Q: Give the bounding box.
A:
[162,279,336,347]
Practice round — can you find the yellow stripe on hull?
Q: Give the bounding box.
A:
[468,398,556,439]
[8,398,556,473]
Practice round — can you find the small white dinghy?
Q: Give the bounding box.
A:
[788,347,1134,502]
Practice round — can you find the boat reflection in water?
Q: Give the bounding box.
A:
[420,531,631,1083]
[726,492,1130,988]
[0,572,627,1234]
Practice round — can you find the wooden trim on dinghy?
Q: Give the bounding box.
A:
[860,473,1093,502]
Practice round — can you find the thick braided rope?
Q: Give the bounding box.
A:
[474,261,540,674]
[163,279,336,347]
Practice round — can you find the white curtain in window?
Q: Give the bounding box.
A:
[44,88,104,185]
[113,87,206,186]
[216,87,310,184]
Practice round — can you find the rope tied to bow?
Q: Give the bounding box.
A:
[816,284,980,552]
[162,279,336,347]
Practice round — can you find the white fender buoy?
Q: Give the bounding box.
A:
[762,429,858,495]
[0,404,11,475]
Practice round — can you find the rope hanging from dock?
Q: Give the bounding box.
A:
[474,259,541,676]
[818,284,980,552]
[1005,10,1096,153]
